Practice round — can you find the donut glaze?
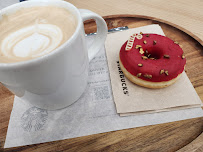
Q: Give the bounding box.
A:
[119,34,186,82]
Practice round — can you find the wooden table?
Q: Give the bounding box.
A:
[0,0,203,151]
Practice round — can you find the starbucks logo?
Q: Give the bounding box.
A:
[21,107,48,132]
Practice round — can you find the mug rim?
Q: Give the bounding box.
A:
[0,0,82,69]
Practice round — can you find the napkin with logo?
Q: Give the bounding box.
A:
[105,24,202,116]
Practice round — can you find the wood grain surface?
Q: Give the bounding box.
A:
[66,0,203,46]
[177,133,203,152]
[0,15,202,152]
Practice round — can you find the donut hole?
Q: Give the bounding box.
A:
[146,47,163,59]
[149,51,161,59]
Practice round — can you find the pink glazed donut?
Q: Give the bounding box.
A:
[119,33,186,88]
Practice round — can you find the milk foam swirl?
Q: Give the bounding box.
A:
[0,6,77,63]
[1,24,63,60]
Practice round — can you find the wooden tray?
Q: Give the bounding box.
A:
[0,15,202,152]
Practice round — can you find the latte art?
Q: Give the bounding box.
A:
[2,24,63,59]
[0,6,77,63]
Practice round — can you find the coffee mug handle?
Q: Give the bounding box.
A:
[79,9,107,61]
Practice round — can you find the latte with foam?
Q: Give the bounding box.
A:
[0,6,77,63]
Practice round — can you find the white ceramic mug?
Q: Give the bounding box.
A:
[0,0,107,110]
